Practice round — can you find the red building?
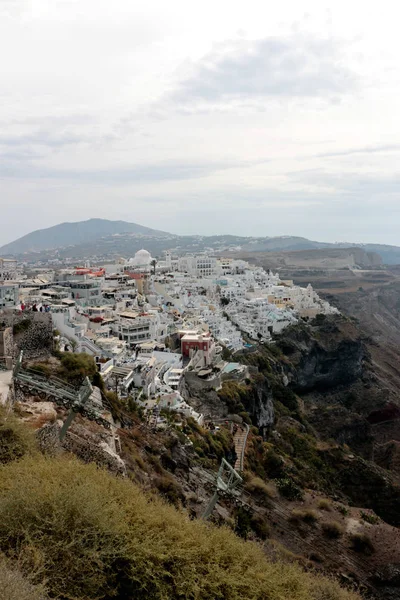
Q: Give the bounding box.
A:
[181,332,213,360]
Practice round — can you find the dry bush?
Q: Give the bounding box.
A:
[153,474,183,506]
[349,533,375,555]
[31,413,57,429]
[0,455,361,600]
[0,409,38,464]
[310,577,360,600]
[250,514,271,540]
[290,509,319,525]
[321,521,344,539]
[0,558,47,600]
[245,475,277,501]
[317,499,332,511]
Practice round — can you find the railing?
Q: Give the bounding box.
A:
[13,351,110,429]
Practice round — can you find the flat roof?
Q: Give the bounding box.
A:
[117,311,140,319]
[181,334,210,342]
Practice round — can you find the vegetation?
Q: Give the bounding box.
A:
[290,509,319,525]
[12,319,31,335]
[276,477,304,501]
[321,521,344,539]
[278,428,337,491]
[264,448,285,479]
[184,419,235,466]
[218,380,253,415]
[349,533,375,555]
[0,409,37,464]
[360,511,379,525]
[244,475,276,502]
[317,499,332,511]
[56,352,97,385]
[337,505,349,516]
[0,455,360,600]
[153,474,183,506]
[0,558,47,600]
[249,514,271,540]
[271,384,299,415]
[33,352,99,386]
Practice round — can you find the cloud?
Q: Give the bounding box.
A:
[0,119,118,155]
[170,34,357,106]
[288,169,400,197]
[0,156,268,184]
[0,130,90,148]
[316,144,400,158]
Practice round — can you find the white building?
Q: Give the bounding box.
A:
[127,249,153,271]
[177,255,218,278]
[0,283,19,308]
[0,258,18,282]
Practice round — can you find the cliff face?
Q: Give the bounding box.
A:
[233,315,400,529]
[240,375,275,436]
[276,318,364,392]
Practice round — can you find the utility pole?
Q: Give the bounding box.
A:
[202,458,243,520]
[59,377,93,441]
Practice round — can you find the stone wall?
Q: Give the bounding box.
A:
[0,327,13,358]
[37,421,126,475]
[0,311,53,359]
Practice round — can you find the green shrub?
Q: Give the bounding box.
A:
[321,521,344,539]
[239,411,252,425]
[56,352,97,385]
[276,477,304,501]
[217,381,256,415]
[0,456,361,600]
[337,505,349,516]
[360,511,379,525]
[264,449,285,479]
[349,533,375,555]
[272,384,299,413]
[234,506,253,540]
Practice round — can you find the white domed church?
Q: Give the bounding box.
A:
[128,249,153,270]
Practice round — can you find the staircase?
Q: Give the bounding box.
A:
[233,424,250,472]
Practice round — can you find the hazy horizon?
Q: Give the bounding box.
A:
[0,216,397,249]
[1,1,399,246]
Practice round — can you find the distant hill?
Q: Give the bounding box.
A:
[224,247,383,270]
[1,219,400,265]
[0,219,170,255]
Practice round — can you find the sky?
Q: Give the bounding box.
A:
[1,0,400,246]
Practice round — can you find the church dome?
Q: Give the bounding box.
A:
[133,249,152,266]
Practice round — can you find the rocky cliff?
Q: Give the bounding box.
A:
[276,318,364,392]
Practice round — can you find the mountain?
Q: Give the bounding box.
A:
[0,219,170,255]
[1,219,400,265]
[225,247,383,270]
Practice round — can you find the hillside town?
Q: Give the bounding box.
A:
[0,249,338,427]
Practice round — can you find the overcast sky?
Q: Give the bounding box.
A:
[1,0,400,245]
